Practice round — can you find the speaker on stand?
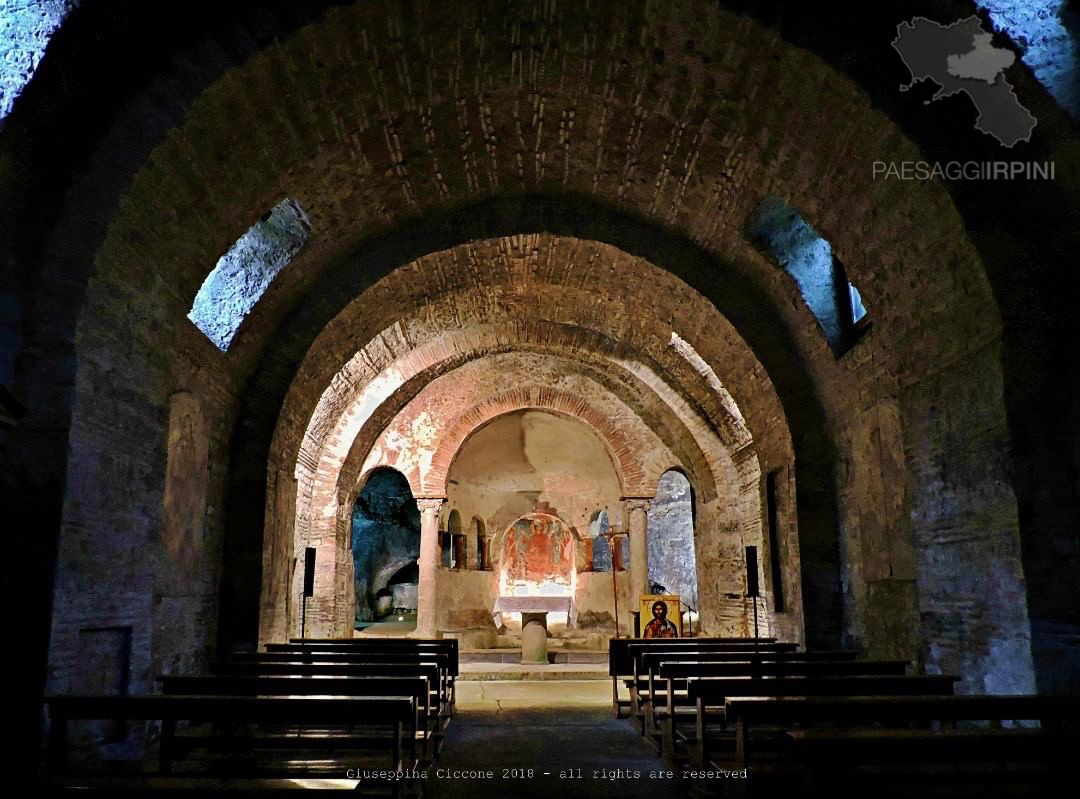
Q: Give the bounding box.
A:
[745,546,760,648]
[301,547,316,640]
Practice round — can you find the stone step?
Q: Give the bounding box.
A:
[461,649,607,664]
[458,662,609,681]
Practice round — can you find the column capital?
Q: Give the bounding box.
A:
[623,497,653,514]
[416,497,446,513]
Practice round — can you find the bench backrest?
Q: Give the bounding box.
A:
[271,640,455,653]
[266,642,457,671]
[686,674,958,701]
[159,674,429,700]
[289,637,451,646]
[609,638,789,676]
[45,694,415,724]
[725,695,1080,725]
[638,651,858,670]
[231,650,457,676]
[653,659,910,679]
[212,660,442,682]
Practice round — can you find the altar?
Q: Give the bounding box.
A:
[492,596,574,664]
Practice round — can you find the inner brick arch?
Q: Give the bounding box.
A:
[332,347,727,511]
[280,264,781,602]
[430,389,645,498]
[227,198,845,651]
[282,247,765,484]
[284,347,757,640]
[287,314,746,554]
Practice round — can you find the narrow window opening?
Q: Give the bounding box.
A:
[474,517,490,570]
[0,1,75,121]
[188,197,310,351]
[849,283,868,325]
[444,510,463,569]
[975,1,1080,120]
[747,195,869,356]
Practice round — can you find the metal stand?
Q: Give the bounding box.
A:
[599,528,629,638]
[301,594,308,640]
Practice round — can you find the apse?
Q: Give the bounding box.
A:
[443,409,625,634]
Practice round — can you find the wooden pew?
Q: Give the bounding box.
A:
[683,675,959,769]
[158,674,435,762]
[286,637,450,646]
[232,649,458,713]
[644,658,912,751]
[269,639,456,657]
[44,694,418,796]
[623,642,802,720]
[633,649,861,729]
[608,638,793,718]
[728,695,1080,798]
[211,660,450,730]
[263,641,458,703]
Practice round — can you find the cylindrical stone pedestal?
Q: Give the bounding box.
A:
[520,612,549,665]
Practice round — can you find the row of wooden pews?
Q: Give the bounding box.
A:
[610,637,1078,797]
[44,636,458,796]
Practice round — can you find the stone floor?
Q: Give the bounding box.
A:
[421,681,695,799]
[458,662,608,680]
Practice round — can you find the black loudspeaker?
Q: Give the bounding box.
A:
[745,546,759,597]
[303,547,316,597]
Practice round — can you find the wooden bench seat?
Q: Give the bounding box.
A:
[39,774,391,795]
[211,660,451,729]
[623,649,856,725]
[641,660,912,757]
[608,638,794,717]
[784,715,1078,797]
[159,674,437,761]
[45,694,418,796]
[724,695,1080,763]
[681,675,959,769]
[231,650,457,713]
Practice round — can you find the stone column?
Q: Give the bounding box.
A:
[415,497,445,637]
[625,497,652,608]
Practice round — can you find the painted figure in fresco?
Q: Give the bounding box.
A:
[643,599,678,638]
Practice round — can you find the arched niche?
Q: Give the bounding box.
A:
[648,469,699,610]
[350,468,418,625]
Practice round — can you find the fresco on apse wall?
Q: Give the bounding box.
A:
[500,515,575,594]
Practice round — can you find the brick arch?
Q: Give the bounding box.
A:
[290,271,758,490]
[299,331,741,599]
[331,344,726,509]
[425,386,650,497]
[292,309,747,565]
